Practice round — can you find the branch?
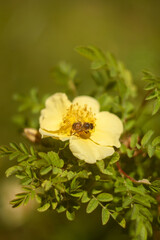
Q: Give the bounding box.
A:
[116,161,151,185]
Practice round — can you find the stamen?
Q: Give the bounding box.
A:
[58,103,96,139]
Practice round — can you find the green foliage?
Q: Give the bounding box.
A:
[12,88,47,129]
[76,45,137,133]
[1,139,159,240]
[1,45,160,240]
[143,71,160,115]
[51,62,79,97]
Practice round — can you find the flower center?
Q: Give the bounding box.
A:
[59,103,96,139]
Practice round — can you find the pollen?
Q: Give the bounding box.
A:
[58,103,96,138]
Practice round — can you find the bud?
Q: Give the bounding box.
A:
[23,128,41,143]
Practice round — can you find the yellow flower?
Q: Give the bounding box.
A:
[39,93,123,164]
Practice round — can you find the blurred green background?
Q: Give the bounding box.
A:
[0,0,160,239]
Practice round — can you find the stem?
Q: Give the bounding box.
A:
[92,195,106,209]
[116,161,138,183]
[116,161,151,185]
[68,80,78,97]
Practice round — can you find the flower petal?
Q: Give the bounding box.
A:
[40,93,71,132]
[69,136,114,163]
[72,96,100,114]
[39,128,70,141]
[91,111,123,147]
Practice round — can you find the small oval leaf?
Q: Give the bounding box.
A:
[37,203,50,212]
[141,130,154,146]
[102,208,110,225]
[97,193,113,202]
[86,198,99,213]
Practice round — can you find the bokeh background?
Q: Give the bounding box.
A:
[0,0,160,239]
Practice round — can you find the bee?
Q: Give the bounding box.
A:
[72,122,94,135]
[72,122,83,131]
[83,122,93,130]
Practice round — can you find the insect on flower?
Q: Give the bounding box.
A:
[72,122,94,138]
[39,93,123,163]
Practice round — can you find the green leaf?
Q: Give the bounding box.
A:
[92,189,103,195]
[51,202,57,210]
[40,166,52,175]
[96,160,105,172]
[26,166,32,178]
[23,194,30,206]
[125,183,146,196]
[5,166,23,177]
[97,193,113,202]
[117,78,127,98]
[139,225,148,240]
[15,174,26,179]
[9,151,20,160]
[21,177,32,185]
[75,45,106,63]
[56,205,66,213]
[147,144,155,158]
[101,208,110,225]
[119,218,126,228]
[91,60,105,70]
[10,198,24,208]
[125,120,135,131]
[141,130,154,146]
[149,180,160,193]
[37,203,50,212]
[70,177,81,191]
[19,143,28,153]
[81,191,90,203]
[130,133,139,148]
[122,197,133,208]
[114,186,127,193]
[9,143,19,151]
[52,167,62,175]
[136,143,141,149]
[48,151,64,168]
[131,204,139,220]
[91,71,105,86]
[17,154,29,162]
[133,195,151,208]
[15,192,27,198]
[38,152,50,162]
[135,218,144,236]
[145,221,153,237]
[126,149,134,158]
[30,146,36,156]
[146,92,157,100]
[54,189,60,202]
[86,198,99,213]
[152,99,160,115]
[106,52,118,77]
[109,152,120,164]
[42,180,52,191]
[111,212,126,228]
[152,136,160,146]
[35,194,42,204]
[66,210,75,221]
[67,171,75,180]
[144,82,155,90]
[33,159,47,168]
[139,206,153,222]
[70,192,84,198]
[77,170,89,179]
